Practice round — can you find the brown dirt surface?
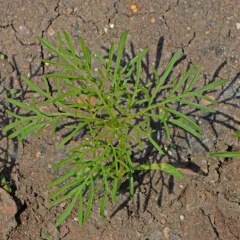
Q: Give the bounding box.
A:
[1,0,240,239]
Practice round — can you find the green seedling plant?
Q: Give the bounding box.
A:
[3,30,227,227]
[210,130,240,157]
[0,176,12,193]
[44,230,53,240]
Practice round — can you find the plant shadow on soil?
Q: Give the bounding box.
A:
[0,56,43,224]
[1,36,240,223]
[102,37,240,217]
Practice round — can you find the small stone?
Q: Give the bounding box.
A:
[0,189,18,238]
[109,23,114,29]
[47,26,55,36]
[75,22,80,32]
[130,4,138,12]
[132,8,138,13]
[161,218,166,224]
[166,52,172,59]
[47,222,59,239]
[59,202,67,208]
[172,201,183,210]
[6,39,13,45]
[33,93,41,98]
[156,19,163,26]
[199,94,216,106]
[38,4,47,15]
[236,23,240,30]
[18,26,32,36]
[151,17,156,23]
[66,7,73,15]
[163,227,170,240]
[10,30,15,36]
[59,226,70,239]
[136,231,142,238]
[103,26,108,33]
[180,215,185,220]
[36,151,41,158]
[25,54,34,62]
[150,6,155,13]
[21,63,30,70]
[170,233,182,240]
[148,217,154,224]
[149,230,163,240]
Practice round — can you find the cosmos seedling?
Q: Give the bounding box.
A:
[3,31,227,226]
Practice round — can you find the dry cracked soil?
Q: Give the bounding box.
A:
[0,0,240,240]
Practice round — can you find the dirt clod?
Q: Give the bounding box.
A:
[0,189,17,240]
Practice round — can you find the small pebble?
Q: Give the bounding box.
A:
[149,231,163,240]
[161,218,166,224]
[47,26,55,36]
[199,94,216,106]
[103,26,108,33]
[25,54,34,62]
[59,202,67,208]
[163,227,170,239]
[21,63,30,70]
[109,23,114,29]
[170,233,182,240]
[180,215,185,220]
[130,4,138,12]
[151,17,156,23]
[172,201,183,210]
[39,6,47,15]
[66,7,73,15]
[36,151,41,157]
[19,26,32,36]
[75,22,80,32]
[155,19,163,26]
[6,39,13,45]
[136,231,142,238]
[236,23,240,30]
[166,52,172,59]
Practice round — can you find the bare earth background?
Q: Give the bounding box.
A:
[0,0,240,239]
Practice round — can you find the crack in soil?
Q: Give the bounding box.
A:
[200,208,220,239]
[0,23,12,29]
[40,0,61,75]
[107,2,118,24]
[10,24,38,46]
